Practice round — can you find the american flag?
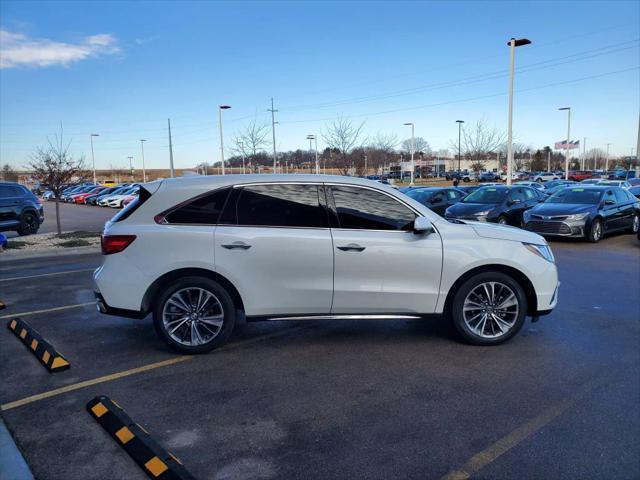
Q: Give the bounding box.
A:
[554,140,580,150]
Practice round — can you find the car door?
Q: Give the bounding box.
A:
[214,183,334,317]
[0,184,21,228]
[445,189,464,210]
[328,184,442,314]
[506,188,528,225]
[428,190,448,215]
[601,189,620,231]
[613,188,633,229]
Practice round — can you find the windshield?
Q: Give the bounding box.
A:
[462,188,508,204]
[547,188,602,204]
[404,189,435,204]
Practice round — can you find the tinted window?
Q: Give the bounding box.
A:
[165,187,231,224]
[614,189,628,203]
[331,186,415,231]
[547,188,602,204]
[510,188,527,202]
[462,188,508,204]
[446,190,461,200]
[234,184,327,228]
[523,188,536,200]
[405,189,435,205]
[0,185,23,197]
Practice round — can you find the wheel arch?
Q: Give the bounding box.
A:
[443,264,538,317]
[141,268,245,316]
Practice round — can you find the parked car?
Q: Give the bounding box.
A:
[402,187,466,216]
[461,171,478,182]
[524,186,639,242]
[628,178,640,186]
[532,172,560,183]
[580,178,602,185]
[444,171,461,181]
[514,181,546,192]
[98,186,137,206]
[0,182,44,236]
[456,185,481,195]
[544,180,577,196]
[85,187,119,205]
[568,171,592,181]
[72,186,108,204]
[94,175,559,352]
[479,172,499,182]
[598,180,632,190]
[610,169,636,180]
[106,187,139,208]
[628,185,640,199]
[445,185,544,226]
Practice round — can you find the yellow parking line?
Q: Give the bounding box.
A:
[0,302,94,320]
[439,379,604,480]
[1,325,306,412]
[0,268,95,283]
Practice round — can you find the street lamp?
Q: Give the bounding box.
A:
[506,37,531,186]
[456,120,464,172]
[218,105,231,175]
[307,135,319,174]
[403,123,415,185]
[559,107,571,179]
[238,141,246,174]
[139,139,147,182]
[606,143,612,171]
[127,156,134,181]
[90,134,99,184]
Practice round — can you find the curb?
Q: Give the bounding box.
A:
[0,417,34,480]
[0,245,101,260]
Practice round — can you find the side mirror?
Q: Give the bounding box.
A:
[413,216,434,234]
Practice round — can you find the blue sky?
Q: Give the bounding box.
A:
[1,0,638,170]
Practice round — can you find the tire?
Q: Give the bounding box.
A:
[536,178,543,183]
[16,211,39,236]
[463,178,470,183]
[451,272,528,345]
[629,213,639,234]
[497,215,508,225]
[586,218,603,243]
[153,276,237,354]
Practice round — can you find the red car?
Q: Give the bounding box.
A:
[121,194,138,207]
[72,186,107,204]
[568,170,592,181]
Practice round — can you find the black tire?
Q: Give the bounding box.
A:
[586,218,602,243]
[16,211,39,236]
[536,178,543,183]
[153,276,236,354]
[463,178,470,183]
[497,215,509,226]
[450,272,528,345]
[628,213,639,234]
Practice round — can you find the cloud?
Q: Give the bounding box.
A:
[0,29,120,69]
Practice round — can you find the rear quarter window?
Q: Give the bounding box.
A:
[162,187,231,224]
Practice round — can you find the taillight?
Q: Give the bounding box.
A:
[101,235,136,255]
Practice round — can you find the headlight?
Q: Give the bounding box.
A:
[565,212,589,221]
[474,210,492,216]
[523,243,555,263]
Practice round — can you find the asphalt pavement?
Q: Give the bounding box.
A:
[0,234,638,479]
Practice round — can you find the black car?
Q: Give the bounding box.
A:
[523,186,640,242]
[401,187,466,216]
[479,172,499,182]
[456,185,481,195]
[628,185,640,199]
[85,186,119,205]
[445,185,544,226]
[0,182,45,235]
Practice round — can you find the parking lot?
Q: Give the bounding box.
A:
[0,233,639,479]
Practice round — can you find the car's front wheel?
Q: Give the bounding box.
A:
[153,276,236,353]
[451,272,527,345]
[587,218,602,243]
[629,213,639,234]
[17,212,39,236]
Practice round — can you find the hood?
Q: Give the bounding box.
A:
[447,202,498,216]
[529,203,595,216]
[467,221,546,245]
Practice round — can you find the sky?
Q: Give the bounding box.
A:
[0,0,638,171]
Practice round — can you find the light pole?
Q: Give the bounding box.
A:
[90,134,99,184]
[307,135,319,174]
[606,143,612,171]
[127,156,134,181]
[139,139,147,182]
[506,37,531,186]
[582,137,587,170]
[403,123,415,185]
[218,105,231,175]
[456,120,464,172]
[238,141,246,174]
[268,98,278,173]
[559,107,571,179]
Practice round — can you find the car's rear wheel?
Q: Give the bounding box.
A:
[16,212,39,236]
[629,213,639,234]
[497,215,508,225]
[153,276,236,353]
[451,272,527,345]
[587,218,602,243]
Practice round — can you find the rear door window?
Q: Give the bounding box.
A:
[614,189,628,204]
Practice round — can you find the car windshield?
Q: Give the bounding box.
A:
[404,189,435,203]
[461,188,508,204]
[546,188,602,204]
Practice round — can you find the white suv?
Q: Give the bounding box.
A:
[94,175,559,353]
[532,172,560,183]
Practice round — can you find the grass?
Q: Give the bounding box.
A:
[57,239,92,248]
[5,240,27,250]
[57,231,100,240]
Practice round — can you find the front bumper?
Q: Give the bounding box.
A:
[524,220,586,237]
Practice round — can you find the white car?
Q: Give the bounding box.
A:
[94,175,559,353]
[532,172,560,182]
[598,180,632,190]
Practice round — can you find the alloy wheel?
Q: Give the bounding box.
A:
[162,287,224,346]
[462,282,519,339]
[633,215,639,233]
[592,221,602,241]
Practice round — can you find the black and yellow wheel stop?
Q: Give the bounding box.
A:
[87,396,195,480]
[7,318,70,373]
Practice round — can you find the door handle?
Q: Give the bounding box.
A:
[337,244,365,252]
[221,242,251,250]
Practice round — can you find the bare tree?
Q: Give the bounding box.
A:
[451,119,506,163]
[401,137,431,155]
[1,164,18,182]
[322,115,365,175]
[233,120,270,157]
[27,128,85,235]
[370,132,398,152]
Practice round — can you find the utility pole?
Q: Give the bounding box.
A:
[168,118,175,178]
[140,139,147,182]
[582,137,587,170]
[547,150,551,172]
[606,143,611,172]
[559,108,571,179]
[268,98,278,173]
[456,120,464,172]
[403,122,415,186]
[90,134,99,184]
[128,156,134,181]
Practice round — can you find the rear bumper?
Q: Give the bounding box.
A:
[94,291,146,319]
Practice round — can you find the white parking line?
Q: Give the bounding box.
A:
[0,302,94,320]
[0,268,95,283]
